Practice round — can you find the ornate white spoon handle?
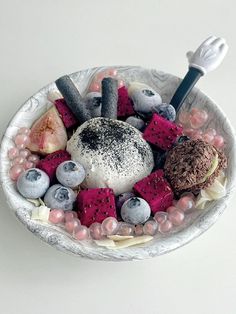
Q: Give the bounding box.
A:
[170,36,228,112]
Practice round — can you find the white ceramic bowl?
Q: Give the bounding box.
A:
[1,66,236,261]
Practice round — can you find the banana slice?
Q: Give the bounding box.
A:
[31,205,50,222]
[108,235,134,241]
[27,198,41,207]
[94,239,116,247]
[111,235,153,249]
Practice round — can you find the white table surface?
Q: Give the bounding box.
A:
[0,1,236,313]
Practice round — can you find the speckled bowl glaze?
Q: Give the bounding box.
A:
[1,66,236,261]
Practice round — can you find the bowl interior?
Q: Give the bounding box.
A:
[1,66,236,261]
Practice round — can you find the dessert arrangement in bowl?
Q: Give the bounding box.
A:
[1,36,236,261]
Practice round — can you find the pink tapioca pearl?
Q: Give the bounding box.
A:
[135,224,144,236]
[49,209,65,224]
[143,220,158,236]
[88,81,101,93]
[189,109,208,129]
[213,135,225,149]
[180,192,195,200]
[74,225,90,240]
[107,68,118,76]
[18,127,31,135]
[154,211,168,224]
[202,133,214,144]
[118,79,125,88]
[166,206,178,214]
[168,209,185,226]
[9,164,24,181]
[101,217,119,236]
[176,196,195,212]
[178,111,190,125]
[184,128,195,138]
[65,211,78,222]
[158,220,173,234]
[23,161,35,170]
[65,219,81,234]
[89,222,103,240]
[191,130,203,140]
[28,154,40,164]
[12,156,26,165]
[117,222,135,236]
[205,128,217,137]
[19,149,31,158]
[8,147,19,160]
[14,134,30,148]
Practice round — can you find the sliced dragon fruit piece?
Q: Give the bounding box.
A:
[54,98,78,128]
[117,86,135,118]
[133,169,173,214]
[77,188,117,227]
[37,150,71,182]
[143,113,183,150]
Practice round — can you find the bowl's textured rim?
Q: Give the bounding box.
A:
[1,66,236,261]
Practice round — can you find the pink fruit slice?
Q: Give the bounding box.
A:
[28,107,67,155]
[117,86,135,118]
[77,188,117,227]
[133,169,173,214]
[37,150,71,181]
[54,99,78,128]
[143,113,183,150]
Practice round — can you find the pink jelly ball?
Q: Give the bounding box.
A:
[74,225,90,240]
[23,161,35,170]
[9,164,24,181]
[14,134,30,148]
[166,206,178,214]
[213,135,224,149]
[65,211,78,222]
[117,222,135,236]
[65,218,81,234]
[28,154,40,164]
[18,127,31,135]
[168,209,185,226]
[176,196,195,212]
[12,156,26,165]
[143,220,158,236]
[205,128,217,137]
[202,133,214,144]
[180,192,195,200]
[19,149,31,158]
[49,209,65,224]
[107,68,117,76]
[191,130,203,140]
[89,222,103,240]
[189,109,208,129]
[118,79,125,88]
[184,128,195,138]
[88,82,101,93]
[178,111,190,125]
[135,224,144,236]
[158,220,173,234]
[101,217,119,236]
[8,147,19,160]
[154,211,168,224]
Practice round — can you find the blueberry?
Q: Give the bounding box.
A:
[56,161,86,188]
[152,103,176,121]
[44,184,76,210]
[125,116,145,131]
[121,197,151,225]
[153,151,167,170]
[177,135,190,144]
[128,82,162,114]
[116,192,136,210]
[17,168,50,199]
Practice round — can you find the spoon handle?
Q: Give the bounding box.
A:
[170,67,203,112]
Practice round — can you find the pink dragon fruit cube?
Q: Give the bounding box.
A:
[54,98,78,128]
[133,169,173,214]
[37,150,71,182]
[77,188,117,227]
[117,86,135,118]
[143,113,183,150]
